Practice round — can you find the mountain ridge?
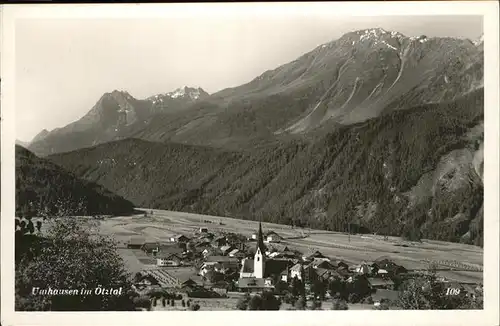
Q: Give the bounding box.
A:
[48,88,484,246]
[28,29,483,156]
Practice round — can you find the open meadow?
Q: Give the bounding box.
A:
[99,209,483,284]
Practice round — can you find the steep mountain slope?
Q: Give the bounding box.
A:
[28,87,209,156]
[49,89,483,245]
[126,29,483,148]
[29,29,483,155]
[16,145,135,217]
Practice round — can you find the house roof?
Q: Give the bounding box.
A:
[213,236,226,242]
[205,256,239,263]
[220,245,232,252]
[159,244,185,255]
[265,231,281,238]
[141,242,160,250]
[128,237,146,245]
[173,234,189,240]
[368,278,395,287]
[264,259,292,277]
[158,253,182,260]
[241,259,254,273]
[316,268,341,280]
[372,289,400,302]
[290,263,303,272]
[212,281,230,289]
[237,278,274,289]
[310,259,334,269]
[229,249,240,254]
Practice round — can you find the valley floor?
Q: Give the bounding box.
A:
[99,208,483,285]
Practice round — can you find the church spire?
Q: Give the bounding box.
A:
[256,220,266,253]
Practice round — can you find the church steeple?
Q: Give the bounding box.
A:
[254,220,266,278]
[256,221,266,253]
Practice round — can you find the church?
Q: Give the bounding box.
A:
[238,222,292,291]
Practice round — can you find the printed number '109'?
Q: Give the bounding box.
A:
[446,288,461,296]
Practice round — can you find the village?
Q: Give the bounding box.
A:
[120,219,483,311]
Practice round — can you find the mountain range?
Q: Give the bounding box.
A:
[20,29,484,245]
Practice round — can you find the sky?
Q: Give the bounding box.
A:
[15,15,483,142]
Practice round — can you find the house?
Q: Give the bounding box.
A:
[199,262,233,276]
[199,227,208,233]
[265,231,282,243]
[127,237,145,249]
[355,263,372,275]
[181,278,200,291]
[315,268,342,282]
[374,258,407,276]
[250,233,258,241]
[332,260,349,270]
[170,234,190,243]
[303,250,328,261]
[309,258,335,270]
[372,289,400,307]
[228,248,240,257]
[290,263,304,280]
[158,244,185,255]
[157,253,182,267]
[141,242,160,254]
[237,278,275,293]
[133,274,160,291]
[220,245,233,256]
[211,281,230,295]
[203,247,222,257]
[212,236,227,247]
[205,256,239,270]
[368,277,395,290]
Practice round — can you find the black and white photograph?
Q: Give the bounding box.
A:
[1,2,499,326]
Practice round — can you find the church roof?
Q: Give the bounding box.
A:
[241,258,292,277]
[242,259,255,273]
[256,222,266,253]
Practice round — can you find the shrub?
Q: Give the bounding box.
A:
[332,298,348,310]
[182,299,186,307]
[294,296,306,310]
[190,303,200,311]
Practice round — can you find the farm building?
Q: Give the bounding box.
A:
[220,245,233,256]
[368,277,395,290]
[156,253,183,267]
[199,227,208,233]
[205,256,239,269]
[315,268,342,282]
[355,263,372,275]
[170,234,190,243]
[203,247,223,257]
[290,263,304,280]
[308,258,335,270]
[141,242,160,254]
[212,236,227,247]
[127,237,145,249]
[265,231,282,243]
[228,248,240,257]
[303,250,328,261]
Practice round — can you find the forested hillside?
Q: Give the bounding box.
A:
[16,145,135,217]
[49,89,484,246]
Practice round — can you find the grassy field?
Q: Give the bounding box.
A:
[100,209,483,284]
